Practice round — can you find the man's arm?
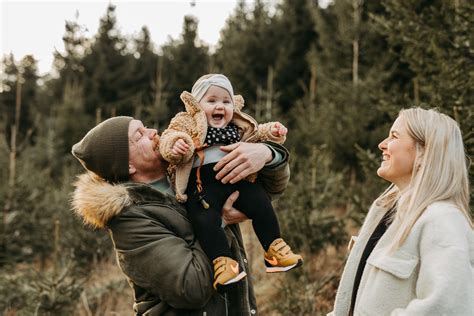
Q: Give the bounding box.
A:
[213,141,289,189]
[108,205,214,310]
[258,141,290,198]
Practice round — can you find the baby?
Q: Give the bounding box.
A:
[159,74,302,292]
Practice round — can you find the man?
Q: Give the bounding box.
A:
[71,116,290,315]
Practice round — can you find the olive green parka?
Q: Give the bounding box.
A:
[71,143,290,315]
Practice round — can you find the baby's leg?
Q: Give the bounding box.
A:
[233,181,281,251]
[186,164,233,260]
[185,198,232,260]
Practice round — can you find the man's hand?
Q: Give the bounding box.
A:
[213,142,272,184]
[171,138,189,155]
[221,191,248,225]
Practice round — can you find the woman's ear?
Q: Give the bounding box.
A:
[129,164,136,175]
[415,143,425,171]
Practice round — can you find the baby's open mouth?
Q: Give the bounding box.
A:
[212,114,224,120]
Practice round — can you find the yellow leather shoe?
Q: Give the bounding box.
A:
[264,238,303,273]
[213,256,247,291]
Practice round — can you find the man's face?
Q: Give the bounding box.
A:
[128,119,162,175]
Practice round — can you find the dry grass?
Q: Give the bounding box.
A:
[240,221,346,315]
[74,259,133,316]
[69,220,347,315]
[240,221,286,314]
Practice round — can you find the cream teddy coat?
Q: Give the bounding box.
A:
[159,91,285,202]
[330,200,474,316]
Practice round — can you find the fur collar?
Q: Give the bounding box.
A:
[71,172,133,229]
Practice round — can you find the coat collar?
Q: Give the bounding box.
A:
[71,172,176,229]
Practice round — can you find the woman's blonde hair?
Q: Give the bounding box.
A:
[377,107,472,251]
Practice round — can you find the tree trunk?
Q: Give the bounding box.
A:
[3,73,22,257]
[265,66,274,121]
[154,56,164,131]
[309,63,317,123]
[413,77,420,105]
[256,85,263,121]
[352,0,361,87]
[96,107,102,124]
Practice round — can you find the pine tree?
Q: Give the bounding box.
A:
[53,17,89,88]
[272,0,317,111]
[374,0,474,209]
[132,26,159,109]
[0,55,38,147]
[215,0,279,113]
[82,4,134,118]
[214,0,249,96]
[161,15,210,116]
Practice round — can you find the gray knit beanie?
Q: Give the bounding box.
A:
[72,116,133,183]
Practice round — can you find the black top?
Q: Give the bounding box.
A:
[349,207,395,315]
[205,123,240,146]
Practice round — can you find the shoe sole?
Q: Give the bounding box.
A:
[215,271,247,293]
[265,258,303,273]
[223,271,247,285]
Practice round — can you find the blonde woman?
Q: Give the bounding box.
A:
[330,107,473,315]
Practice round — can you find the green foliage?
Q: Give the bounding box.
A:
[215,0,279,109]
[130,27,160,118]
[51,18,89,99]
[272,269,341,315]
[0,54,39,147]
[373,0,474,209]
[273,0,317,110]
[53,82,95,154]
[277,143,348,253]
[82,4,135,117]
[79,279,130,314]
[0,260,86,315]
[0,115,112,266]
[161,16,210,117]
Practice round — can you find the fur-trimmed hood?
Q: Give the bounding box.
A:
[71,172,133,229]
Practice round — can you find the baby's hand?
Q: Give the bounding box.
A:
[271,122,287,137]
[172,139,190,155]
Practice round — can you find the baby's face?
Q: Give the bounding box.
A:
[199,85,234,128]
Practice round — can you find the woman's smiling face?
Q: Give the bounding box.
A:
[377,116,418,190]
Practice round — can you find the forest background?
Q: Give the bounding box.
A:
[1,0,473,315]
